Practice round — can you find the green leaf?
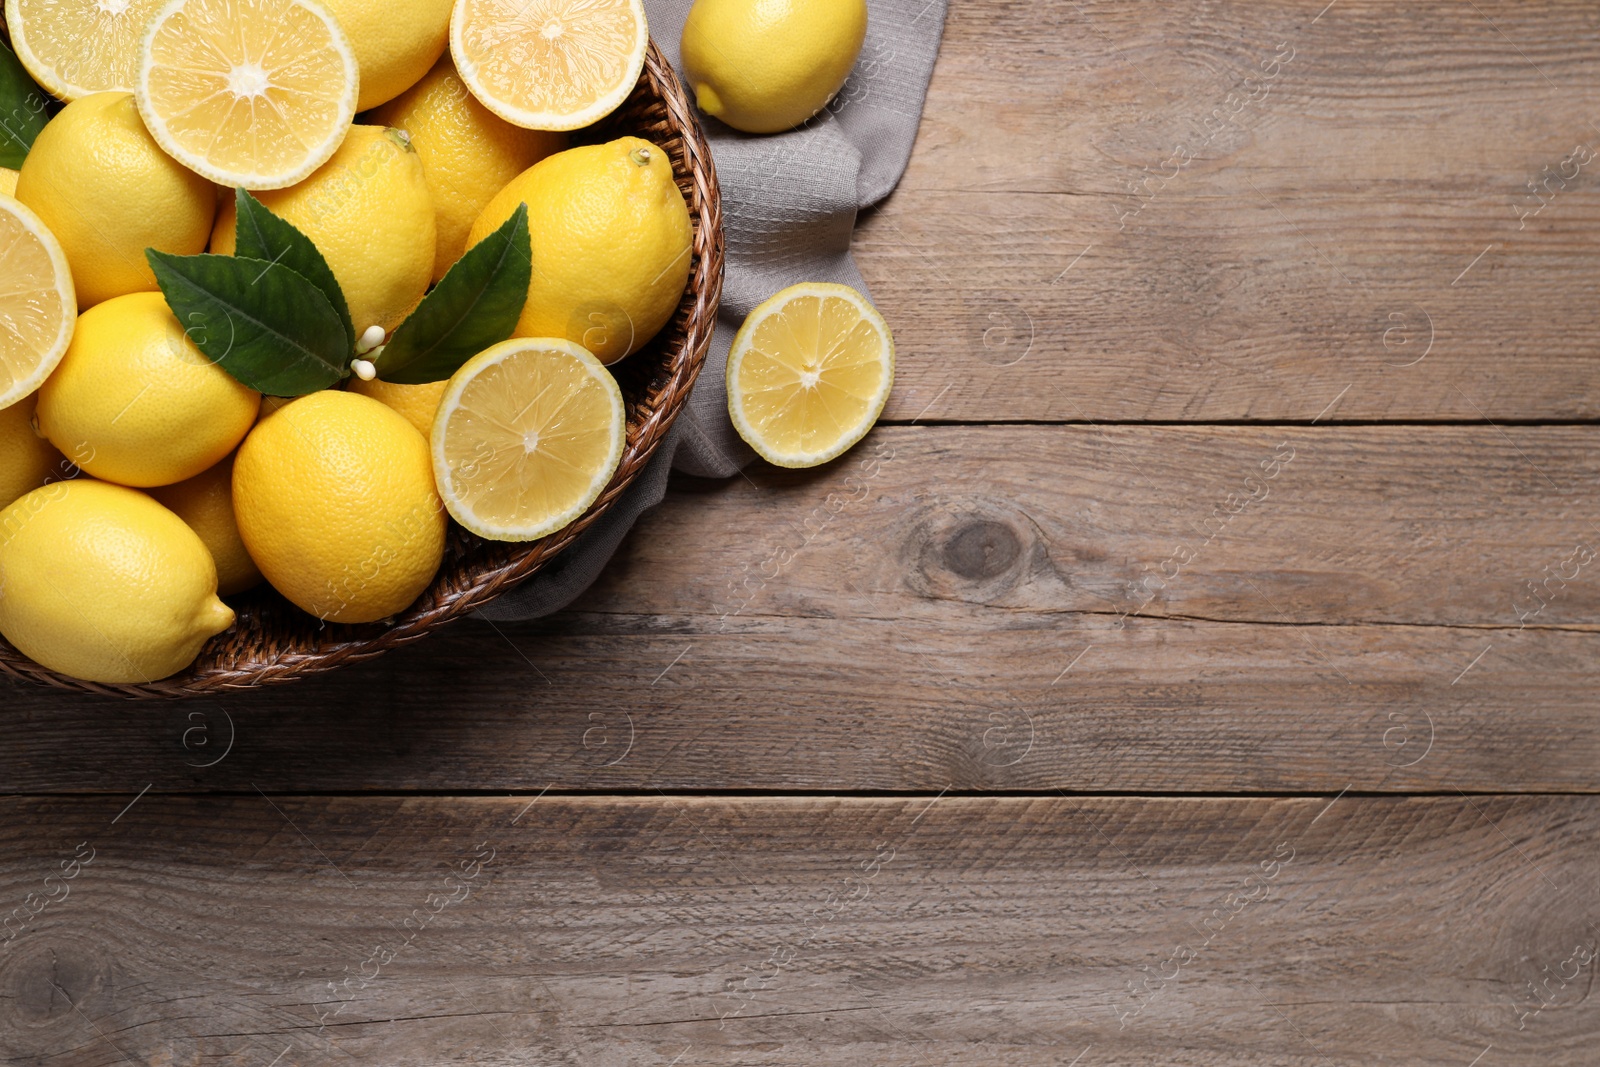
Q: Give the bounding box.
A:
[0,41,52,169]
[375,204,531,385]
[232,187,355,352]
[147,250,350,397]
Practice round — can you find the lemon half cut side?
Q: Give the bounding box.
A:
[432,338,626,542]
[727,282,894,469]
[136,0,359,189]
[0,195,75,411]
[451,0,648,131]
[7,0,171,100]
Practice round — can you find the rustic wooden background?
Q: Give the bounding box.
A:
[5,1,1600,1063]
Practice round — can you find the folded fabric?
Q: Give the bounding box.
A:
[478,0,949,621]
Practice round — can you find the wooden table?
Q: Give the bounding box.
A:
[5,2,1599,1063]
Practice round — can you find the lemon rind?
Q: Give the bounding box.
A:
[431,337,627,542]
[133,0,360,190]
[726,282,895,470]
[0,194,76,411]
[449,0,648,132]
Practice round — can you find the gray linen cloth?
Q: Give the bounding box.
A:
[478,0,948,621]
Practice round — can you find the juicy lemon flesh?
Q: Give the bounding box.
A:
[733,289,892,465]
[6,0,169,99]
[453,0,646,129]
[140,0,356,187]
[437,340,624,540]
[0,198,74,410]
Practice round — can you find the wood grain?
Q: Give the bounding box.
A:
[0,795,1593,1067]
[5,426,1598,793]
[865,0,1600,422]
[4,3,1599,1064]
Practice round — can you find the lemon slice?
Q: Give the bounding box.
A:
[450,0,648,131]
[6,0,169,100]
[135,0,359,189]
[727,282,895,469]
[0,195,76,411]
[432,338,626,541]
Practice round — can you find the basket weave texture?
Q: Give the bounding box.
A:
[0,39,724,699]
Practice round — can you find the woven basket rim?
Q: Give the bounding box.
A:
[0,38,724,700]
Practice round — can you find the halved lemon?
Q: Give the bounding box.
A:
[727,282,895,469]
[450,0,648,131]
[135,0,358,189]
[6,0,169,100]
[432,338,626,541]
[0,195,76,411]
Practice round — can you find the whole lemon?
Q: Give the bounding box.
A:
[681,0,868,134]
[36,292,260,488]
[16,92,216,308]
[150,454,263,596]
[0,168,17,197]
[468,137,691,364]
[212,126,436,334]
[347,376,449,439]
[0,393,63,510]
[0,479,235,683]
[319,0,454,110]
[234,391,446,624]
[370,56,564,282]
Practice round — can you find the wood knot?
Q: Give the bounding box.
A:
[943,520,1022,581]
[1,932,115,1032]
[904,499,1039,603]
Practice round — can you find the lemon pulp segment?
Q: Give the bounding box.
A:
[451,0,647,131]
[6,0,169,100]
[0,195,75,411]
[136,0,358,188]
[433,338,625,541]
[728,282,893,468]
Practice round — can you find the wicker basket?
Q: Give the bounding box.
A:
[0,40,723,699]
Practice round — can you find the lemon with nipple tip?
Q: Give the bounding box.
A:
[468,137,690,365]
[0,479,236,684]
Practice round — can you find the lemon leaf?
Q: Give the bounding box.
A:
[147,250,350,397]
[375,205,531,385]
[232,188,355,353]
[0,41,52,169]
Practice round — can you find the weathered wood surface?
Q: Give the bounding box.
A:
[868,0,1600,422]
[8,2,1600,1063]
[4,425,1599,793]
[0,796,1593,1067]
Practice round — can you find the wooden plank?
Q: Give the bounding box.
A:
[3,613,1593,793]
[5,426,1599,793]
[0,795,1593,1066]
[863,0,1600,421]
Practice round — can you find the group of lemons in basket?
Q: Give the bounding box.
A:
[0,0,894,685]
